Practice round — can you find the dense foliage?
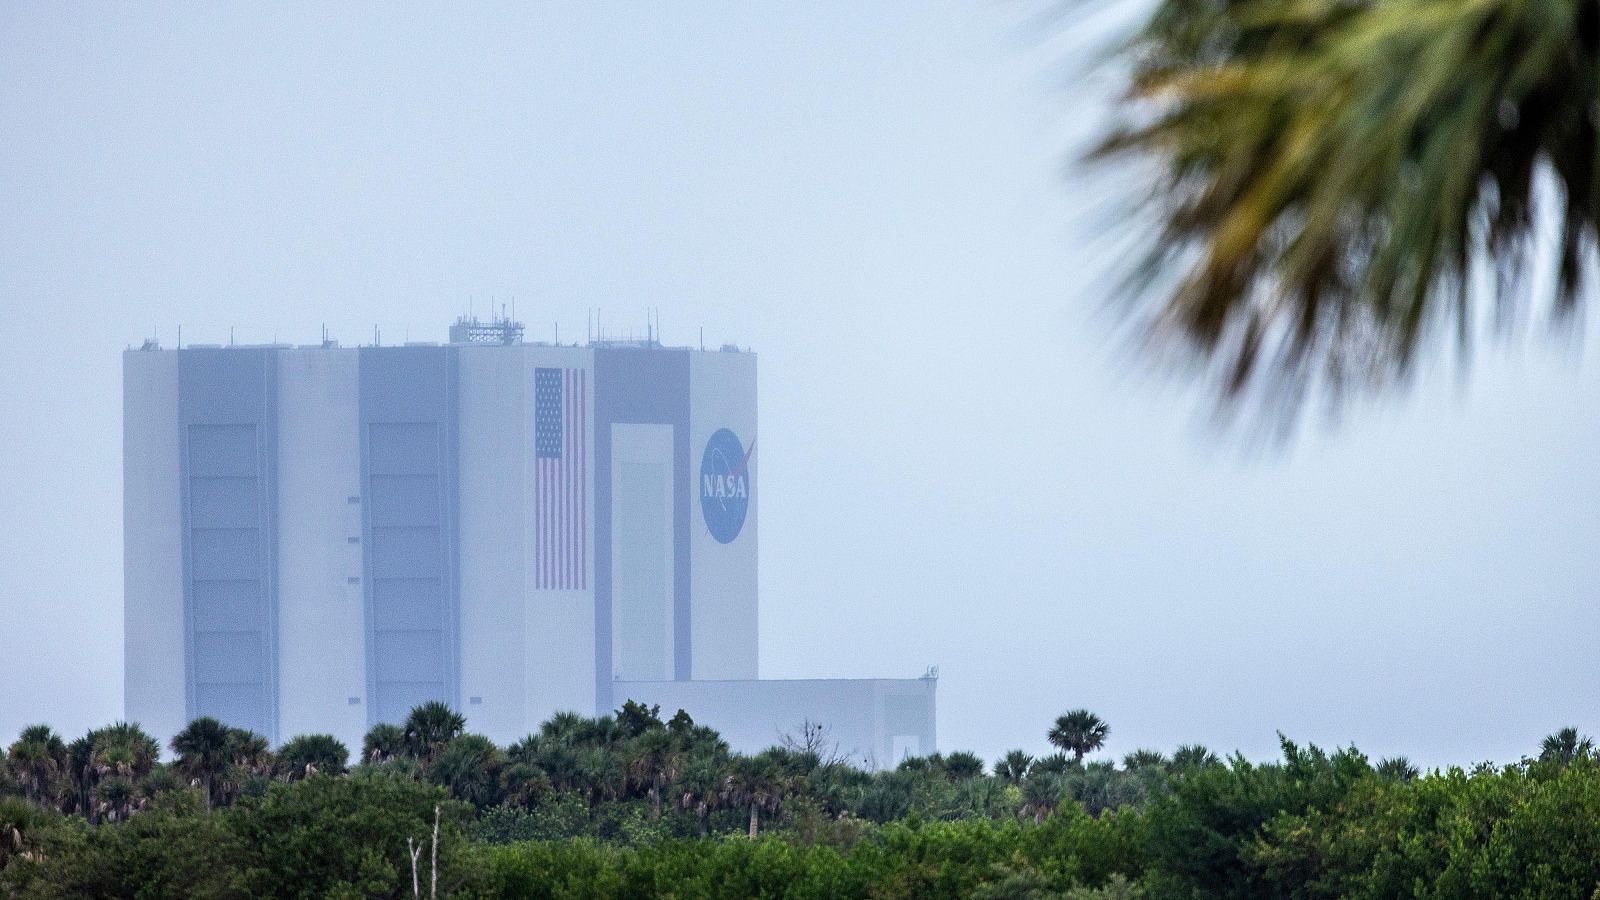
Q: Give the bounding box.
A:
[2,704,1597,897]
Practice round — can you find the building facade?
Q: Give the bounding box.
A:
[125,322,933,764]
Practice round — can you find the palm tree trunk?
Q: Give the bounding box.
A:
[748,803,759,839]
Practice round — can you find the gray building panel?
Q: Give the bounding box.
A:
[593,347,692,711]
[177,348,278,740]
[358,346,460,727]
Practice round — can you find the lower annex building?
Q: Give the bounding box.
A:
[123,317,935,767]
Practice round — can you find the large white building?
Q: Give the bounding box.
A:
[124,318,935,766]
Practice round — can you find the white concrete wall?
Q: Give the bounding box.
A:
[688,351,758,679]
[124,350,187,749]
[457,346,527,744]
[275,349,366,753]
[523,347,596,727]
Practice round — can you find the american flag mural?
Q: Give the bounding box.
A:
[534,367,587,590]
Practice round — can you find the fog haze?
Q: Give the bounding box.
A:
[2,2,1596,767]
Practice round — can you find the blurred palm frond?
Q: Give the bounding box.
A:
[1095,0,1599,421]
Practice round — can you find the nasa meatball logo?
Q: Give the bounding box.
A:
[700,428,752,544]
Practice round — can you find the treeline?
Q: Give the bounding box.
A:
[2,705,1598,897]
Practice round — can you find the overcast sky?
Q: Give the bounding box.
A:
[2,3,1596,768]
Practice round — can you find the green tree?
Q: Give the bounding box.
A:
[0,796,57,870]
[628,727,681,820]
[995,750,1034,784]
[362,723,405,764]
[673,754,725,837]
[222,729,275,804]
[943,751,986,781]
[228,772,476,899]
[5,726,67,810]
[1122,750,1168,775]
[1097,0,1600,418]
[616,700,664,738]
[403,701,467,764]
[276,734,350,780]
[1375,756,1420,783]
[723,751,789,839]
[1022,773,1066,823]
[1049,711,1111,764]
[170,717,234,811]
[1170,744,1221,772]
[427,734,503,808]
[1030,752,1074,778]
[1539,727,1595,765]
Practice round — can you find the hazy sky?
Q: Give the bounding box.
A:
[2,3,1596,768]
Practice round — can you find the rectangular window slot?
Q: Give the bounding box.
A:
[346,576,361,585]
[468,696,482,705]
[347,697,361,705]
[347,536,360,544]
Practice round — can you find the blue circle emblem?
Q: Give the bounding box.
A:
[700,428,751,544]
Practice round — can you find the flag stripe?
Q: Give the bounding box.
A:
[534,367,587,590]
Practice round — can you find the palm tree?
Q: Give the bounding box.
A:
[0,797,52,868]
[362,723,405,764]
[6,726,68,810]
[1048,710,1110,764]
[1096,0,1600,420]
[674,755,724,837]
[1021,773,1066,823]
[1170,744,1221,771]
[574,745,623,808]
[1029,752,1073,778]
[170,717,233,811]
[71,722,162,820]
[1539,727,1595,765]
[539,711,586,744]
[1122,749,1169,774]
[403,701,466,764]
[628,728,681,820]
[1376,756,1421,783]
[208,729,275,807]
[499,762,552,808]
[942,751,986,781]
[427,734,503,808]
[723,751,789,839]
[91,776,139,823]
[275,734,350,780]
[994,750,1033,784]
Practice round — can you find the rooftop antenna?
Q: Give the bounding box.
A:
[374,324,380,347]
[230,326,234,346]
[177,324,182,349]
[554,321,559,344]
[587,308,592,344]
[699,326,704,351]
